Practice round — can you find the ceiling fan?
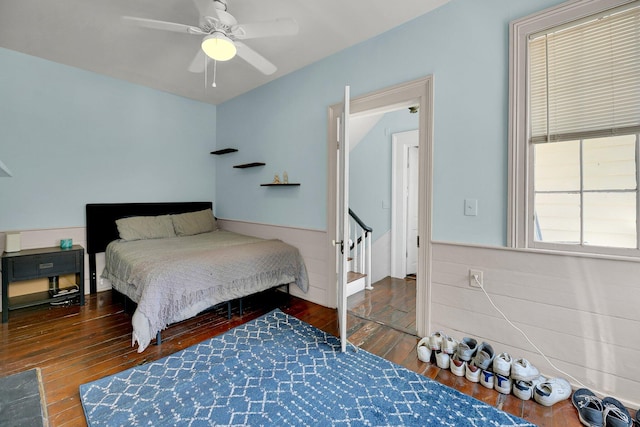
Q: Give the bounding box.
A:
[123,0,299,76]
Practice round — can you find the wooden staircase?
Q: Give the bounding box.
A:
[344,209,373,297]
[347,271,367,297]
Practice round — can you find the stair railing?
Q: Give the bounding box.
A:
[348,209,373,290]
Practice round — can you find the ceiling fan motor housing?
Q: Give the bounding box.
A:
[214,0,228,12]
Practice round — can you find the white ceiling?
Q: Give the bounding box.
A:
[0,0,449,105]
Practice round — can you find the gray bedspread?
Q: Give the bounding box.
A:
[102,230,309,352]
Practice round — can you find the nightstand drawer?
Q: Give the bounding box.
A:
[10,252,78,280]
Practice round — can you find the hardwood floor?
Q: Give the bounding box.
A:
[348,276,417,334]
[0,289,594,426]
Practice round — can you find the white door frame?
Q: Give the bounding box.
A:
[391,130,419,279]
[327,76,434,338]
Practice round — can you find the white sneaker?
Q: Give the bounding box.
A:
[533,378,572,406]
[480,370,495,389]
[511,358,540,381]
[493,352,512,377]
[436,352,450,369]
[465,363,481,383]
[442,336,458,355]
[456,337,477,362]
[471,342,495,371]
[513,375,547,401]
[450,354,466,377]
[494,374,512,395]
[429,331,446,351]
[416,337,432,363]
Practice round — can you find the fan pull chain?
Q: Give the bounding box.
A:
[204,53,208,89]
[212,60,217,88]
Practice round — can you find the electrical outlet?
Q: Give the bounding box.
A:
[469,269,483,288]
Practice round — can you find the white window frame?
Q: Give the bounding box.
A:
[508,0,640,257]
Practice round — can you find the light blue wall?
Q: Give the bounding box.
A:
[1,0,566,242]
[0,48,217,231]
[216,0,565,245]
[350,110,419,242]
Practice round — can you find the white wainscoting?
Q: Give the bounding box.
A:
[217,219,333,308]
[371,231,391,283]
[1,222,334,311]
[431,241,640,408]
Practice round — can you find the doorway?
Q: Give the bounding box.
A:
[392,130,420,279]
[347,115,419,335]
[326,76,435,339]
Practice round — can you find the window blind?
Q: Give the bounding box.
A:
[529,4,640,144]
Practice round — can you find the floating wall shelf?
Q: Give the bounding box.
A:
[210,148,238,155]
[260,183,301,187]
[233,162,266,169]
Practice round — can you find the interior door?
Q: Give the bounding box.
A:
[406,145,419,275]
[336,86,350,353]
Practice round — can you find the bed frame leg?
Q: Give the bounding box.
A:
[227,301,232,319]
[239,298,243,316]
[156,331,162,345]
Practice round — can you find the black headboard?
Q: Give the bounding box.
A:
[85,201,213,292]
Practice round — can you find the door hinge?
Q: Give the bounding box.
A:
[417,236,420,248]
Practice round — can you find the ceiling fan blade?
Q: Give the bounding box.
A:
[235,41,277,75]
[188,49,207,73]
[232,18,299,40]
[123,16,200,34]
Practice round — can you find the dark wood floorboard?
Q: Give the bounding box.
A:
[348,276,417,334]
[0,289,606,426]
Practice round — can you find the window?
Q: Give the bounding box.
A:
[509,0,640,257]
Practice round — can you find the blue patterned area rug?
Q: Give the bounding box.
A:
[80,310,534,426]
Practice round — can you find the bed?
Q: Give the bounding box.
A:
[86,202,309,352]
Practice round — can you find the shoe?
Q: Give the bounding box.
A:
[571,388,603,427]
[429,331,446,351]
[636,408,640,425]
[471,342,495,370]
[480,369,494,389]
[436,351,450,370]
[494,374,512,395]
[513,375,547,401]
[465,363,481,383]
[533,378,572,406]
[511,358,540,381]
[602,396,632,427]
[457,337,478,362]
[450,354,466,377]
[416,337,432,363]
[493,352,512,377]
[442,336,458,355]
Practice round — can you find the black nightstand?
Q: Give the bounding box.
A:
[1,245,85,323]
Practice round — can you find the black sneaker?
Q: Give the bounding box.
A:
[571,388,603,427]
[602,396,632,427]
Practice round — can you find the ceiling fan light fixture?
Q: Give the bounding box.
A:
[201,33,236,61]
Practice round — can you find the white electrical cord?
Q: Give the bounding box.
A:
[473,275,587,388]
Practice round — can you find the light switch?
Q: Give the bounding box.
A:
[464,199,478,216]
